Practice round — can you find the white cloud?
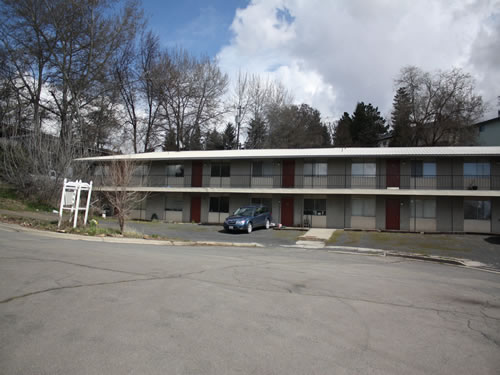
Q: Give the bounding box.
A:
[217,0,500,121]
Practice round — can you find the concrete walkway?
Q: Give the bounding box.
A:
[295,228,336,248]
[298,228,336,241]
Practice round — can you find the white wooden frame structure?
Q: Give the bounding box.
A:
[57,179,93,228]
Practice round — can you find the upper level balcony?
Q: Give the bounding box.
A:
[94,172,500,191]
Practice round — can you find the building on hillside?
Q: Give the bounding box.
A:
[79,147,500,234]
[474,114,500,146]
[377,132,393,147]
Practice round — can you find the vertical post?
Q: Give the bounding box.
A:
[57,178,67,228]
[73,180,82,228]
[451,161,454,190]
[83,181,92,226]
[236,105,242,150]
[344,160,346,188]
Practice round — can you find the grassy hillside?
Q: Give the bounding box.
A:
[0,185,55,212]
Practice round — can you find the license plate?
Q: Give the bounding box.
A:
[229,226,234,230]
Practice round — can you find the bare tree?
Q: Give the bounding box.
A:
[0,0,142,203]
[155,48,229,150]
[114,30,163,153]
[229,73,293,148]
[0,0,52,147]
[395,66,485,146]
[101,159,147,234]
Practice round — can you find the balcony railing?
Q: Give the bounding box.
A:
[93,174,500,191]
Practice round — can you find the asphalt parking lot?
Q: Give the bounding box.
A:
[99,219,500,269]
[1,226,499,375]
[100,219,305,246]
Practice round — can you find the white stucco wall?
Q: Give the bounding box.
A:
[464,219,491,233]
[350,216,376,229]
[410,218,437,232]
[165,211,182,222]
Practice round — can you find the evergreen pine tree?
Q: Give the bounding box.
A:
[245,116,267,149]
[222,122,236,149]
[350,102,387,146]
[205,128,224,150]
[163,130,177,151]
[188,125,202,150]
[333,112,352,146]
[389,87,414,146]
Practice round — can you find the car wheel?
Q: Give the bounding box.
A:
[265,219,270,229]
[247,222,253,233]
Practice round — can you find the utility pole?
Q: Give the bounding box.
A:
[235,105,242,149]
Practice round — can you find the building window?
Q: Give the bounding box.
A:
[304,199,326,216]
[166,197,183,212]
[304,162,327,176]
[166,164,184,177]
[351,162,376,176]
[411,161,436,177]
[351,198,375,217]
[464,162,490,176]
[251,197,272,208]
[410,199,436,218]
[132,165,147,176]
[209,197,229,213]
[464,200,491,220]
[211,163,230,177]
[252,162,273,177]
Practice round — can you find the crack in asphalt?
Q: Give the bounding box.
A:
[180,274,499,321]
[0,256,152,277]
[0,261,271,304]
[467,319,500,348]
[1,254,498,326]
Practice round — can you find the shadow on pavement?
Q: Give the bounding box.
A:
[218,228,267,235]
[484,236,500,245]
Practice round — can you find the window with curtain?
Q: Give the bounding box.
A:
[252,162,273,177]
[351,162,376,176]
[464,162,490,176]
[410,199,436,218]
[351,198,376,217]
[304,162,327,176]
[411,161,436,177]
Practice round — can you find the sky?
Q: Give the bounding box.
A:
[142,0,500,122]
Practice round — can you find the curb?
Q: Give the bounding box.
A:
[0,223,264,248]
[324,245,500,273]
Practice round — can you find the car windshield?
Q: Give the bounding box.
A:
[233,207,255,217]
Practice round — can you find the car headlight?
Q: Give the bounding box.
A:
[236,219,246,225]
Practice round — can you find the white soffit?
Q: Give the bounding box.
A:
[76,146,500,162]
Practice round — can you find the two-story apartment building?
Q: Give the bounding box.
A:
[80,147,500,234]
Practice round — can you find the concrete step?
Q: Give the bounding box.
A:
[298,228,335,242]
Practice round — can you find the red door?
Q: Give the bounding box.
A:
[282,160,295,188]
[387,159,400,188]
[192,161,202,187]
[281,197,294,227]
[191,196,201,223]
[386,198,400,230]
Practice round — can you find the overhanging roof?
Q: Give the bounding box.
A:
[75,146,500,162]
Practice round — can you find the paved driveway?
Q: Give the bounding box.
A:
[100,219,304,246]
[1,226,499,375]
